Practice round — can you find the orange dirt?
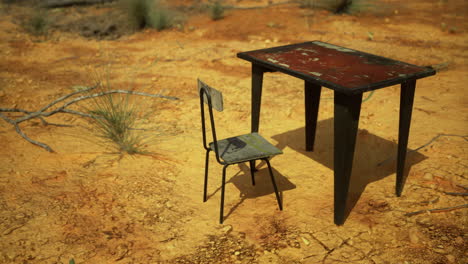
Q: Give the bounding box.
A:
[0,0,467,263]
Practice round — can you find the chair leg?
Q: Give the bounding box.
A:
[220,164,229,224]
[264,159,282,211]
[249,160,256,186]
[203,149,211,202]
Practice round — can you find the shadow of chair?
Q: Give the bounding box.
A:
[205,163,297,221]
[272,117,427,221]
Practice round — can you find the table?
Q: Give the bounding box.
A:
[237,41,436,225]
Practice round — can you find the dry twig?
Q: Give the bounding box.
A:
[225,1,295,10]
[0,85,178,152]
[378,133,468,166]
[444,192,468,196]
[404,204,468,217]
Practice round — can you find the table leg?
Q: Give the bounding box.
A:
[305,82,322,151]
[396,79,416,196]
[252,64,265,133]
[334,92,362,225]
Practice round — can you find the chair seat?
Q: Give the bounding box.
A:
[209,132,282,164]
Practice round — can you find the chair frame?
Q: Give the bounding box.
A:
[199,82,282,224]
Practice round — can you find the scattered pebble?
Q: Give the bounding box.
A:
[454,236,463,244]
[408,227,422,244]
[221,225,232,234]
[446,254,456,263]
[432,248,446,254]
[423,173,433,180]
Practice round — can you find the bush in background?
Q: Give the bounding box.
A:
[300,0,379,15]
[121,0,173,31]
[209,0,225,21]
[23,8,49,36]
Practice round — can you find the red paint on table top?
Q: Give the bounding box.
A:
[242,41,430,90]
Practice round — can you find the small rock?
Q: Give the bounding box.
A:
[416,216,432,227]
[433,248,446,254]
[114,244,129,261]
[301,236,310,246]
[221,225,232,234]
[423,173,434,180]
[15,213,26,220]
[234,251,240,256]
[454,236,463,244]
[6,252,17,260]
[446,254,456,263]
[341,252,351,259]
[368,199,390,212]
[408,227,422,244]
[238,232,246,239]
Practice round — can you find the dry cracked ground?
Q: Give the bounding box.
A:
[0,0,467,263]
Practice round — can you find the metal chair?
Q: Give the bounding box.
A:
[198,79,283,224]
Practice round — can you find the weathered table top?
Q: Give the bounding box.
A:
[237,41,435,94]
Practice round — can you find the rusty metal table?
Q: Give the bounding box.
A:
[237,41,435,225]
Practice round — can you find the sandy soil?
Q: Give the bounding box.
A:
[0,0,467,263]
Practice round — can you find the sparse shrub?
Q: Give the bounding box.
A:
[147,4,173,31]
[24,8,49,36]
[86,83,151,154]
[209,0,225,21]
[299,0,315,8]
[336,0,376,14]
[448,26,457,34]
[121,0,173,31]
[300,0,379,15]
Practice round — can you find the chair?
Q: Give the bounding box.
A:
[198,79,283,224]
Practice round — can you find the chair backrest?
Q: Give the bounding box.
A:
[198,79,224,164]
[198,79,224,112]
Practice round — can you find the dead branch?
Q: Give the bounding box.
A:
[444,192,468,196]
[0,86,179,153]
[419,196,439,205]
[226,1,295,10]
[404,204,468,217]
[42,0,115,8]
[377,133,468,166]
